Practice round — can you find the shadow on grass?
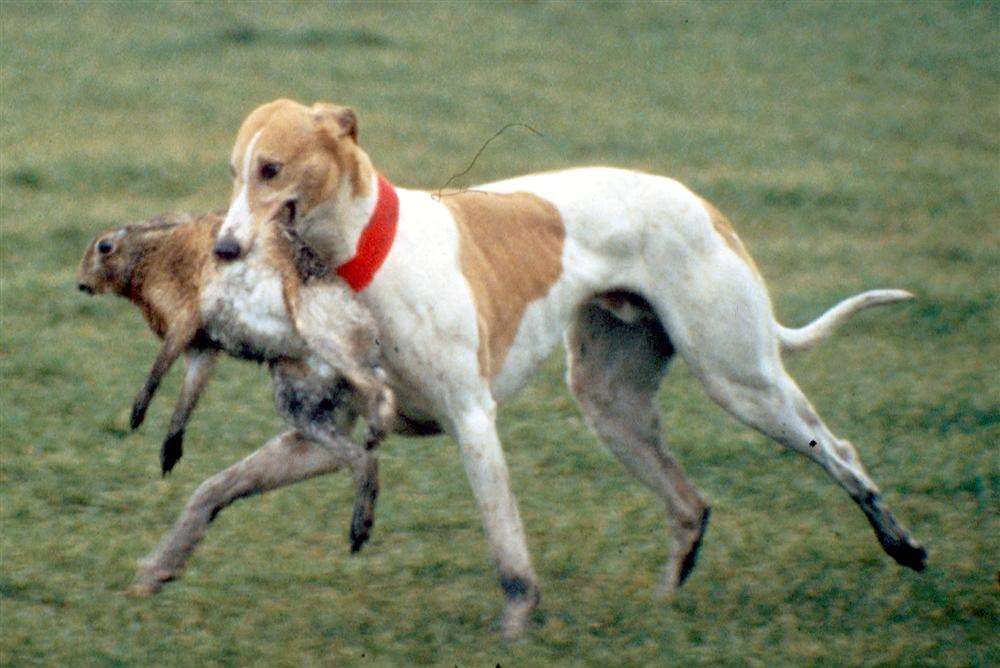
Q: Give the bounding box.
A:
[144,25,400,61]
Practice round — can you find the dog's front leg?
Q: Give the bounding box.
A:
[452,399,540,639]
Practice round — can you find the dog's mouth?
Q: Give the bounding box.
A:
[77,282,94,295]
[277,200,330,282]
[276,200,297,230]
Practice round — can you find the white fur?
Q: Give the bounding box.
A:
[351,167,915,633]
[298,172,379,267]
[219,130,262,247]
[215,158,919,636]
[366,169,732,401]
[200,253,303,362]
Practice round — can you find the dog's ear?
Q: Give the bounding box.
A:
[312,103,357,143]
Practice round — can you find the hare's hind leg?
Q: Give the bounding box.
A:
[132,428,369,594]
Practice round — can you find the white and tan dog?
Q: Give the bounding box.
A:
[212,99,926,637]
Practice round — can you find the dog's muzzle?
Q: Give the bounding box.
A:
[213,236,242,261]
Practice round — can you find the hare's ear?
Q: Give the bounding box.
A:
[312,103,357,143]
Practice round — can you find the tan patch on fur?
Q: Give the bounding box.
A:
[443,191,565,378]
[699,197,759,275]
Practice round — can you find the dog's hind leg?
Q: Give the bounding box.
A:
[699,365,926,570]
[651,254,926,572]
[131,428,370,595]
[565,299,711,595]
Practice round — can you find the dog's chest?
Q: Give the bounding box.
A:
[200,260,305,362]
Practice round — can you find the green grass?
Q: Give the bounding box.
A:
[2,1,997,665]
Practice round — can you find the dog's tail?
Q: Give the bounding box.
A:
[777,289,913,353]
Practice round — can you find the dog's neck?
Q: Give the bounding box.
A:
[298,165,379,268]
[334,172,399,291]
[298,160,399,291]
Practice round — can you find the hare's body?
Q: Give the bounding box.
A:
[77,212,391,581]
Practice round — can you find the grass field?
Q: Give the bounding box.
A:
[2,2,997,665]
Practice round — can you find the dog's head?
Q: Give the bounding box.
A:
[215,99,372,262]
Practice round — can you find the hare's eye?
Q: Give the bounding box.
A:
[97,239,113,254]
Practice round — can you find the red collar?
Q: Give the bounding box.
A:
[335,173,399,291]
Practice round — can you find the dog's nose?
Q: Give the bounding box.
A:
[77,283,94,294]
[213,236,242,261]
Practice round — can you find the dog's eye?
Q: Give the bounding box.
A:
[259,162,281,181]
[97,238,113,254]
